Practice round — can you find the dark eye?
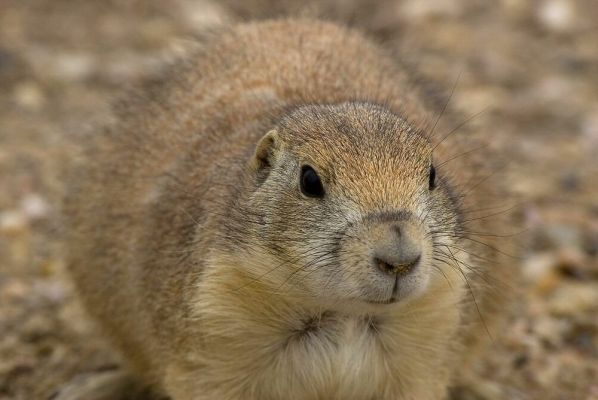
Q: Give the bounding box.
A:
[429,164,437,190]
[300,165,325,198]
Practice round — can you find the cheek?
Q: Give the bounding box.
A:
[424,212,465,288]
[334,237,375,293]
[294,236,360,296]
[305,267,364,301]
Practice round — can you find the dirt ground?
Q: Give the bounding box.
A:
[0,1,597,399]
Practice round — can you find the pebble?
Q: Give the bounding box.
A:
[21,193,50,220]
[565,325,597,355]
[533,316,565,346]
[2,279,29,301]
[53,52,94,81]
[544,224,582,249]
[559,171,580,191]
[180,0,229,32]
[399,0,463,20]
[554,246,589,280]
[522,252,555,283]
[548,282,598,315]
[31,279,68,306]
[533,75,575,105]
[103,52,164,84]
[13,81,45,110]
[0,210,28,236]
[537,0,576,33]
[27,50,95,83]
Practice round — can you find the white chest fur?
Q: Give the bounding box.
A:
[166,270,464,400]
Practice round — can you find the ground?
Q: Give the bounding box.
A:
[0,1,597,399]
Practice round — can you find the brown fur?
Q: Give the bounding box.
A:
[64,19,516,400]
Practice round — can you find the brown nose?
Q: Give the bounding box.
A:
[373,222,422,276]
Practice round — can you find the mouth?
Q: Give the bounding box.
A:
[371,272,400,304]
[364,277,399,305]
[365,297,397,305]
[362,274,425,305]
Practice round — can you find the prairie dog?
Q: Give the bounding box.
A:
[65,19,514,400]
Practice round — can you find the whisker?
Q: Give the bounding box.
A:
[429,70,461,140]
[432,107,488,152]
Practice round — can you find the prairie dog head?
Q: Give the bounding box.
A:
[220,102,462,312]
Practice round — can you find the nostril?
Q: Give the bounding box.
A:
[392,225,402,237]
[375,258,395,274]
[374,254,420,275]
[403,254,421,271]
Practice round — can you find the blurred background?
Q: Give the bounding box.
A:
[0,1,596,399]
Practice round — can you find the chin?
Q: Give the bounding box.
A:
[360,280,432,310]
[306,274,433,314]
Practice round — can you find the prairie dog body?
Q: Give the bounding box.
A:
[65,19,514,400]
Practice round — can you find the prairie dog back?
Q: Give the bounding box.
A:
[65,19,515,400]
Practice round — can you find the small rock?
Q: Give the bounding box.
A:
[537,0,576,33]
[0,210,28,236]
[548,282,598,315]
[13,81,45,110]
[399,0,463,20]
[522,252,555,283]
[2,279,29,301]
[535,270,561,295]
[533,75,574,104]
[54,52,94,82]
[533,316,565,346]
[555,247,589,280]
[565,324,597,355]
[559,171,580,192]
[180,0,229,32]
[544,224,582,249]
[32,279,67,305]
[21,193,49,220]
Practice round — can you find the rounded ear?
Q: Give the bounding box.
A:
[252,129,279,172]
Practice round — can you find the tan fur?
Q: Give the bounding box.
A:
[64,19,516,400]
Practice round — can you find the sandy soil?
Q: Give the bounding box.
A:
[0,1,597,399]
